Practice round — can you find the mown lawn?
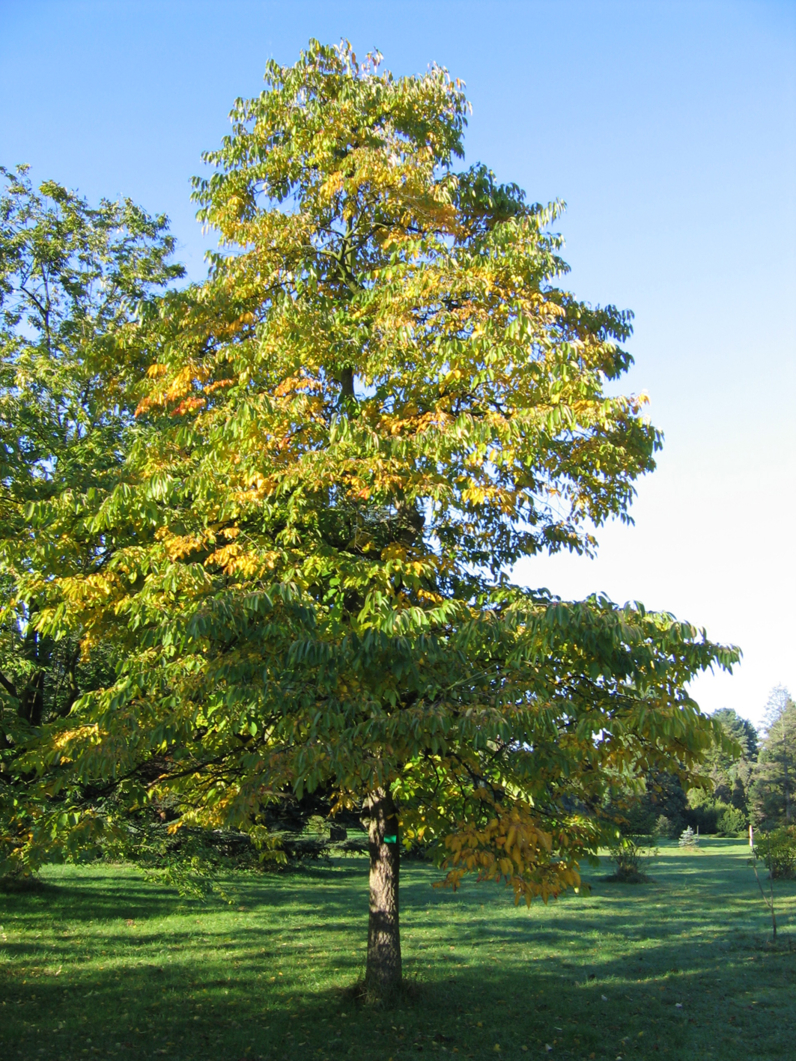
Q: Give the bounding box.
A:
[1,839,795,1061]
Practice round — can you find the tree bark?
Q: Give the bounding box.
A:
[365,786,401,995]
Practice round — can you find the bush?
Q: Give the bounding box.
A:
[605,836,658,882]
[716,806,747,836]
[756,826,796,879]
[654,814,675,840]
[686,790,747,835]
[686,789,721,834]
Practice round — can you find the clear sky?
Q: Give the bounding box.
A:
[1,0,794,728]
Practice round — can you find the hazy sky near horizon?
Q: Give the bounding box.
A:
[1,0,794,727]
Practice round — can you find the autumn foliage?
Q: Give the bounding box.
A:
[2,44,738,964]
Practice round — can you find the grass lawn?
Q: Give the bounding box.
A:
[1,838,795,1061]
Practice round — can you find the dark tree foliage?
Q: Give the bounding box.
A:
[751,687,796,828]
[0,166,183,875]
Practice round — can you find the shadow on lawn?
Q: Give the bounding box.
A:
[0,931,786,1060]
[3,848,794,1060]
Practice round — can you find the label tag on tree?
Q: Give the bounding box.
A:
[383,834,397,844]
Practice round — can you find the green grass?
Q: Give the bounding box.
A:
[2,839,795,1061]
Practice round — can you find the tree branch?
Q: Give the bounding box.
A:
[0,670,19,700]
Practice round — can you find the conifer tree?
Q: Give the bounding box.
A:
[752,687,796,827]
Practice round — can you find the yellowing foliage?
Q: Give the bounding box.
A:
[3,43,738,908]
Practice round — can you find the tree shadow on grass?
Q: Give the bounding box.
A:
[3,848,795,1060]
[3,927,792,1061]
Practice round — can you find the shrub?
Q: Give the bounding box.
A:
[686,789,720,833]
[606,835,658,882]
[716,806,747,836]
[756,826,796,879]
[654,814,675,840]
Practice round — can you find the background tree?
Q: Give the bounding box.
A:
[0,166,183,875]
[707,708,758,802]
[12,43,737,994]
[607,768,690,838]
[673,708,757,835]
[751,686,796,828]
[702,708,756,823]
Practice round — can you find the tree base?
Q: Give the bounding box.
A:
[601,870,653,884]
[346,974,423,1008]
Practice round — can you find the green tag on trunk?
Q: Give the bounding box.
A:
[383,834,397,844]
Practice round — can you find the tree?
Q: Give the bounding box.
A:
[11,43,737,994]
[675,708,758,835]
[751,686,796,828]
[0,166,183,874]
[704,708,757,814]
[606,709,756,838]
[710,708,758,762]
[609,768,690,837]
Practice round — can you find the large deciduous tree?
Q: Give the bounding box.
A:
[12,44,737,993]
[0,166,182,873]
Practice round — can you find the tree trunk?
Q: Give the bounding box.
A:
[365,786,401,995]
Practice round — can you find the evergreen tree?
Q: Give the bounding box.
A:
[751,687,796,827]
[703,707,757,815]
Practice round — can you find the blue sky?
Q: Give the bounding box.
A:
[1,0,794,726]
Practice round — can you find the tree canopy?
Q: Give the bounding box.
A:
[703,707,757,822]
[751,686,795,828]
[0,166,183,870]
[1,43,739,991]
